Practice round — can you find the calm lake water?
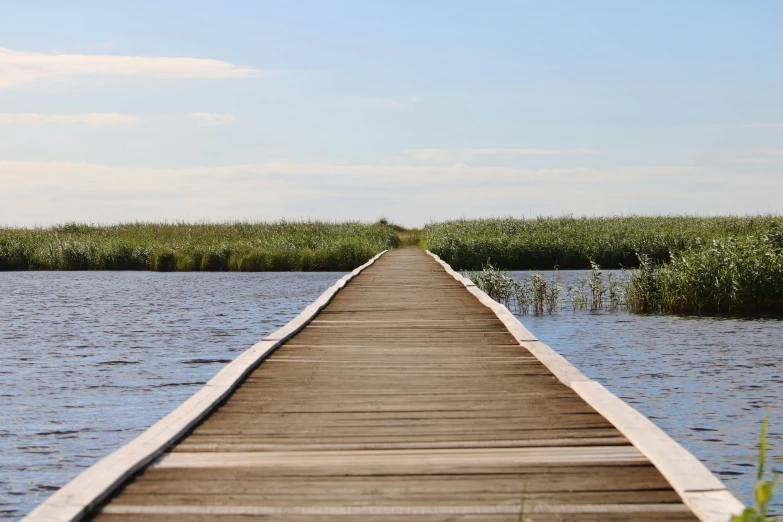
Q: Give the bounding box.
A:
[1,270,781,519]
[0,271,343,520]
[510,270,782,515]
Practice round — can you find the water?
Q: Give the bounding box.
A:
[1,271,781,519]
[510,270,783,514]
[0,271,343,520]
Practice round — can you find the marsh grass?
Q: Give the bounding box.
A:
[468,230,783,316]
[377,218,422,247]
[0,220,399,271]
[439,215,783,315]
[626,232,783,315]
[425,215,782,270]
[465,263,564,315]
[396,229,422,246]
[465,259,626,315]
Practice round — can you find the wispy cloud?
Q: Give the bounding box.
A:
[0,160,700,192]
[360,95,422,108]
[742,123,783,129]
[0,47,266,88]
[732,147,783,165]
[187,112,236,126]
[732,158,770,165]
[404,147,597,163]
[361,97,405,107]
[757,148,783,156]
[0,112,142,126]
[4,160,774,226]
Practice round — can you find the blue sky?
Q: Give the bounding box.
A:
[1,1,782,226]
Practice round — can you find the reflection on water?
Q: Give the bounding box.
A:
[512,270,783,514]
[0,271,342,520]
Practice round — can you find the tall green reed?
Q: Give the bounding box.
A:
[626,233,783,315]
[465,263,563,315]
[425,215,781,270]
[0,220,399,272]
[732,416,780,522]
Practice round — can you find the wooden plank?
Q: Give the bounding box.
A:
[171,437,630,452]
[152,446,648,471]
[99,504,693,515]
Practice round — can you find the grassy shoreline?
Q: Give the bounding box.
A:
[0,221,399,272]
[427,215,783,315]
[423,215,781,270]
[4,216,783,315]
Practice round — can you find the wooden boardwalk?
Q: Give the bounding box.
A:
[26,248,741,522]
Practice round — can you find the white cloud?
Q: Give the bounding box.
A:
[465,148,596,155]
[757,148,783,156]
[742,123,783,129]
[361,97,404,107]
[0,47,266,88]
[731,148,783,165]
[0,160,700,193]
[732,158,769,165]
[0,112,142,126]
[186,112,236,126]
[404,147,597,163]
[402,149,456,163]
[2,160,777,227]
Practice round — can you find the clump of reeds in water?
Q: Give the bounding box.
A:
[563,261,625,312]
[464,263,562,315]
[626,229,783,315]
[465,261,624,315]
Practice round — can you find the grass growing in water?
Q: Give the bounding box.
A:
[467,233,783,317]
[626,231,783,315]
[732,416,780,522]
[465,263,563,315]
[441,216,783,315]
[0,221,399,271]
[425,215,782,270]
[465,262,619,314]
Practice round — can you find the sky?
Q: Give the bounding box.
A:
[1,1,782,227]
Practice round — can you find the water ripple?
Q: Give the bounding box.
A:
[0,271,342,520]
[515,270,783,515]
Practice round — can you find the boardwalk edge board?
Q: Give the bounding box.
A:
[426,250,744,522]
[21,250,389,522]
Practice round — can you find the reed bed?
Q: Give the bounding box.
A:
[626,229,783,315]
[0,221,399,271]
[424,215,781,270]
[467,225,783,315]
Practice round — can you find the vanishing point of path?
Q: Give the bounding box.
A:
[46,248,716,521]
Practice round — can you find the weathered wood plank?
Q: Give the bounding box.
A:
[99,503,693,515]
[152,446,648,471]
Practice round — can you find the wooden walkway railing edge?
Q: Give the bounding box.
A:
[426,250,744,522]
[22,250,389,522]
